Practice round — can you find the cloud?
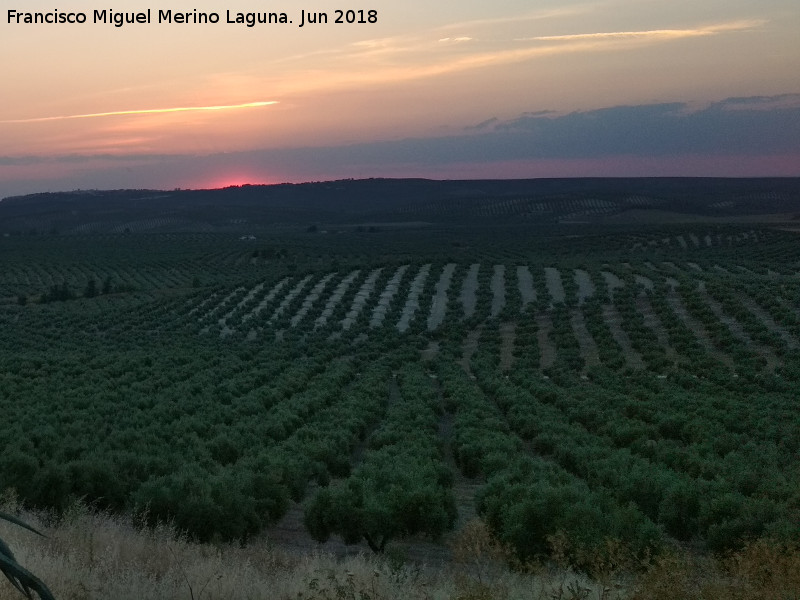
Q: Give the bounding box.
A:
[236,94,800,164]
[1,101,278,124]
[517,19,767,43]
[707,94,800,111]
[436,4,602,32]
[257,16,770,99]
[470,95,800,159]
[466,117,499,131]
[2,94,798,198]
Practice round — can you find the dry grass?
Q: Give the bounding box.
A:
[632,539,800,600]
[2,495,798,600]
[0,499,606,600]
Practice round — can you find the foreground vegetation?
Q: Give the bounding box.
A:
[2,496,799,600]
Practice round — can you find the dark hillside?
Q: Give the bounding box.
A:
[1,178,799,235]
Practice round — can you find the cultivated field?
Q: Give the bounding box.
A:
[1,184,800,598]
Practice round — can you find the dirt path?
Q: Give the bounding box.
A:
[460,328,481,375]
[290,273,336,327]
[198,286,243,324]
[315,270,360,327]
[342,268,382,330]
[517,266,536,310]
[490,265,506,317]
[397,264,431,332]
[427,263,456,331]
[536,314,556,370]
[188,292,218,317]
[223,281,266,323]
[602,271,624,301]
[199,286,246,334]
[460,263,480,318]
[243,278,289,323]
[570,309,601,373]
[438,409,481,529]
[369,265,408,327]
[602,304,644,369]
[544,267,565,305]
[574,269,595,305]
[499,322,515,372]
[269,275,312,324]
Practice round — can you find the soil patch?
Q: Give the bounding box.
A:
[490,265,506,317]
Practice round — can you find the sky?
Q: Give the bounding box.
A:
[1,0,799,197]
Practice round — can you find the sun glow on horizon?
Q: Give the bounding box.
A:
[193,173,279,190]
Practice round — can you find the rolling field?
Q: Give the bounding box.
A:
[1,216,799,576]
[1,177,800,599]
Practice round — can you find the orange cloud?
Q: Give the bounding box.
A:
[1,101,278,124]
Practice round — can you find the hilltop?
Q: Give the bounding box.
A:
[2,177,799,235]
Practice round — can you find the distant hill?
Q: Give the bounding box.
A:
[1,177,799,234]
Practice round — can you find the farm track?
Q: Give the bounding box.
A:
[290,273,336,328]
[535,314,557,370]
[516,266,536,310]
[437,405,482,532]
[342,268,382,330]
[460,263,480,318]
[397,264,431,332]
[499,322,515,371]
[574,269,595,305]
[315,270,360,328]
[490,265,506,317]
[269,275,313,324]
[198,286,244,324]
[370,265,409,328]
[187,292,218,317]
[460,328,481,375]
[244,278,289,323]
[427,263,456,331]
[602,271,624,300]
[544,267,565,305]
[220,281,267,324]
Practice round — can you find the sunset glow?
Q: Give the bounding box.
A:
[1,0,798,196]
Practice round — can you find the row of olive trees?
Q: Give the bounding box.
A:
[304,362,456,552]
